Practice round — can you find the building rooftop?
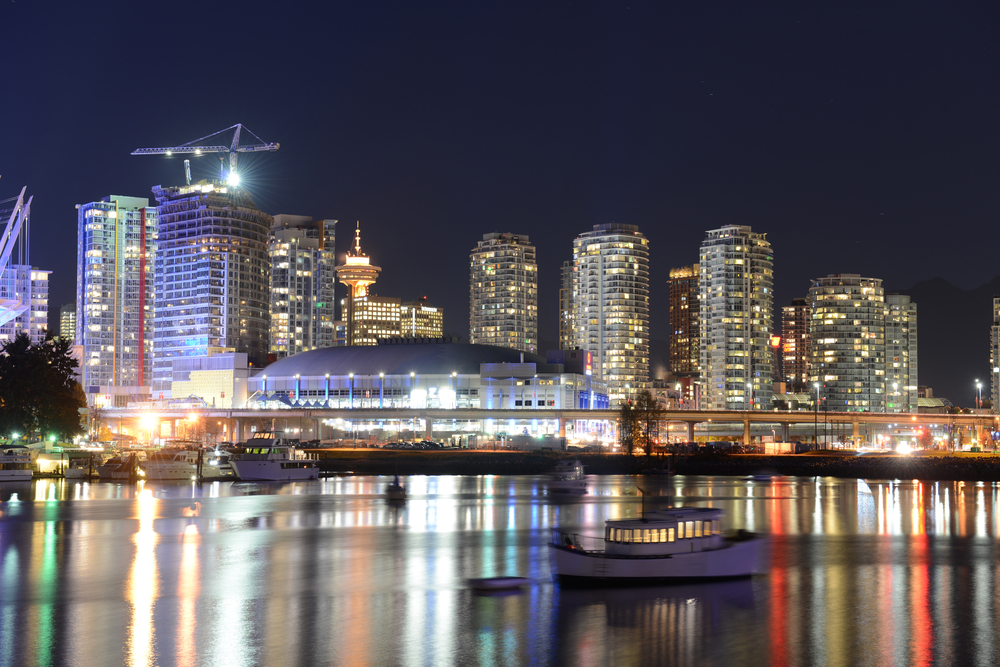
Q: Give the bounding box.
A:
[258,343,547,378]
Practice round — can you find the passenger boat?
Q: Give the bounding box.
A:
[547,459,588,494]
[549,506,767,584]
[231,432,318,481]
[140,449,236,481]
[0,446,33,482]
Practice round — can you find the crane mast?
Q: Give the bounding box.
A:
[131,123,278,185]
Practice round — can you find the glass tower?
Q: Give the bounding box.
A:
[469,232,538,353]
[699,225,774,410]
[572,223,649,406]
[269,215,336,358]
[76,195,157,394]
[152,183,271,395]
[808,274,885,412]
[885,294,918,412]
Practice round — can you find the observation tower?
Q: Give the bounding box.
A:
[336,223,382,346]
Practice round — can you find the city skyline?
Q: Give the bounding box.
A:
[3,1,996,404]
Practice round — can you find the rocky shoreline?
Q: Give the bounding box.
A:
[313,450,1000,482]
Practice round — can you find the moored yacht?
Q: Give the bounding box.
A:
[550,506,767,583]
[140,448,237,481]
[547,459,587,494]
[231,432,318,481]
[0,445,33,482]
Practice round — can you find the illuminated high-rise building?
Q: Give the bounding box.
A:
[469,232,537,353]
[401,297,444,337]
[781,298,810,391]
[885,294,917,412]
[0,266,49,345]
[152,182,271,395]
[59,303,76,343]
[76,195,157,402]
[269,214,336,358]
[991,298,1000,414]
[572,223,649,406]
[699,225,773,410]
[559,260,574,350]
[808,274,885,412]
[668,264,700,377]
[336,223,396,345]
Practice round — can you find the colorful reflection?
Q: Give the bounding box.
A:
[1,476,1000,665]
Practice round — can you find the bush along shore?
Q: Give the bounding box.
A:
[312,450,1000,482]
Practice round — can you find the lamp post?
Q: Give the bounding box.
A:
[976,380,982,410]
[813,382,820,450]
[379,372,384,409]
[746,382,753,411]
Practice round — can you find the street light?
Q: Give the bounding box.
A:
[746,382,753,411]
[976,380,982,410]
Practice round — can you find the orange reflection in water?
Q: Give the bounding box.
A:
[126,487,159,667]
[176,524,201,667]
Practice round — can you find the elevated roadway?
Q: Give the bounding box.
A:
[104,406,995,445]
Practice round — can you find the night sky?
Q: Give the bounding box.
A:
[3,2,997,393]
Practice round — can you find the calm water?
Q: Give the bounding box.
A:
[2,474,1000,666]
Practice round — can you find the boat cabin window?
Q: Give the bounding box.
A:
[607,527,679,544]
[678,523,684,539]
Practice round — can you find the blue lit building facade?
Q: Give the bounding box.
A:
[152,182,271,396]
[76,195,157,405]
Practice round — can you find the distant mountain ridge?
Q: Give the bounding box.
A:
[891,275,1000,407]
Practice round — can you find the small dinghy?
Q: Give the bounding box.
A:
[386,475,406,501]
[467,576,530,591]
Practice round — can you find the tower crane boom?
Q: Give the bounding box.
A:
[131,123,278,185]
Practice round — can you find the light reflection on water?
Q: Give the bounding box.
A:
[0,475,999,666]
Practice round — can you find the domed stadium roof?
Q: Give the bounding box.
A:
[260,343,546,378]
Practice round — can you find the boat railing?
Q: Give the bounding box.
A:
[551,529,605,552]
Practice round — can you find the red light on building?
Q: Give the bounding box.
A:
[770,336,781,348]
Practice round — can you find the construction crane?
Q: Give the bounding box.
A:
[131,123,279,186]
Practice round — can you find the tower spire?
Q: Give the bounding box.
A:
[352,221,364,256]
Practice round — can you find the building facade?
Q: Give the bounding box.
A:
[885,294,918,412]
[76,195,157,401]
[152,182,271,395]
[559,260,574,350]
[992,298,1000,413]
[668,264,700,377]
[572,223,650,406]
[401,297,443,337]
[269,215,336,358]
[0,266,49,345]
[781,298,810,391]
[808,274,885,413]
[469,232,538,353]
[59,303,75,343]
[698,225,774,410]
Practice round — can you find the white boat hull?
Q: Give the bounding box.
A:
[141,462,236,481]
[232,460,318,481]
[550,537,766,583]
[63,468,88,479]
[0,469,32,482]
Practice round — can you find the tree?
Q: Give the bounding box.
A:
[0,332,86,440]
[632,390,665,457]
[618,400,640,455]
